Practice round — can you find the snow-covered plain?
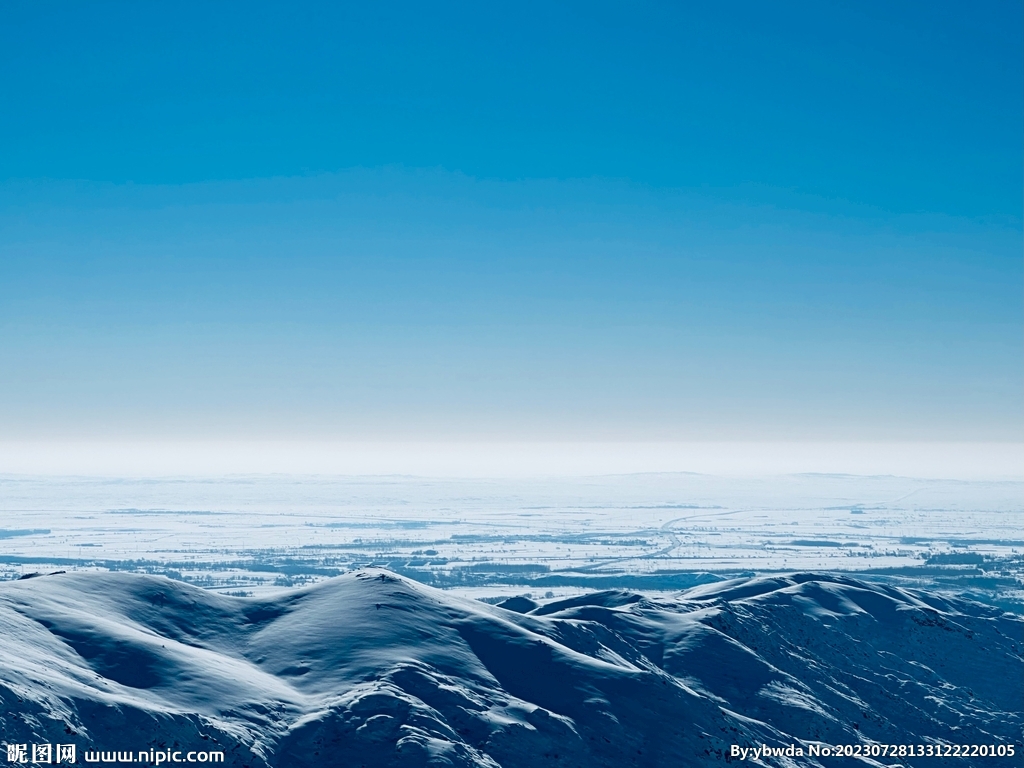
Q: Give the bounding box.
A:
[1,474,1021,606]
[1,473,1021,764]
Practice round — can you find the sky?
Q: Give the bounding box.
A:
[1,1,1021,451]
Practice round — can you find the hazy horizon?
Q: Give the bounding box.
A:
[0,439,1020,480]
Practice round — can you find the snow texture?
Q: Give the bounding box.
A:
[1,569,1021,766]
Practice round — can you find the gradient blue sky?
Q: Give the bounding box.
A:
[1,1,1021,442]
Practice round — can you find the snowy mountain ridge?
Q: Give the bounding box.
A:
[1,569,1020,766]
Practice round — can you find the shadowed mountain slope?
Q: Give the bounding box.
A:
[1,570,1020,766]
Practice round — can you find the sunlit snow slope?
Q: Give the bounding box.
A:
[1,570,1020,766]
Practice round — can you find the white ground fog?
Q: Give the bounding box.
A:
[0,473,1021,765]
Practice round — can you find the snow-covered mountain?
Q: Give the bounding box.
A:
[1,570,1020,766]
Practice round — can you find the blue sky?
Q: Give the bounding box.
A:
[1,1,1021,442]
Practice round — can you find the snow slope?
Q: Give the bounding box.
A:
[1,570,1020,766]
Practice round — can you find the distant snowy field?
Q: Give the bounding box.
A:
[1,473,1021,608]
